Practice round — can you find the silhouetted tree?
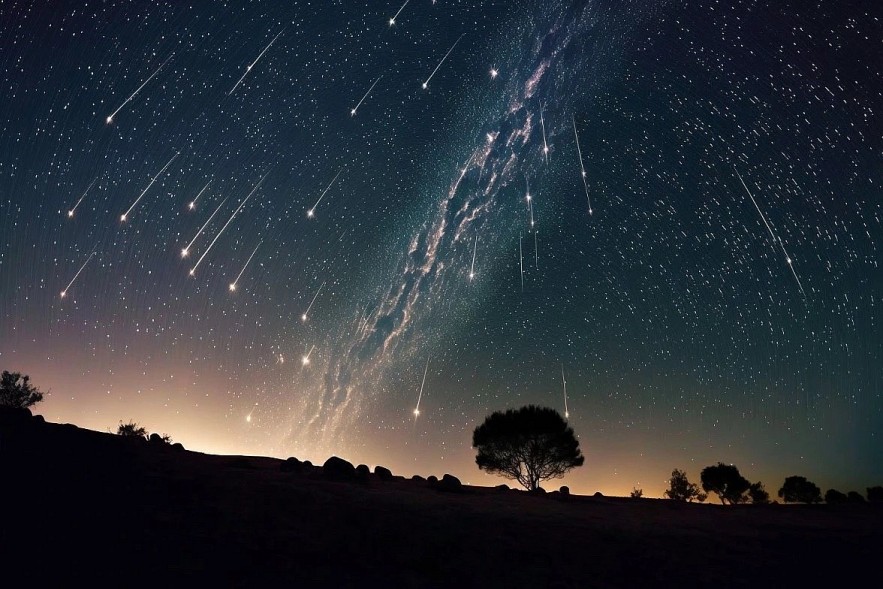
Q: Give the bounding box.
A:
[867,486,883,504]
[664,468,707,502]
[778,476,822,503]
[847,491,866,504]
[0,371,44,409]
[700,463,751,504]
[630,487,643,499]
[825,489,848,504]
[748,481,770,504]
[472,405,584,491]
[117,420,148,439]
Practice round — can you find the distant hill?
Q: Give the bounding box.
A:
[2,407,880,587]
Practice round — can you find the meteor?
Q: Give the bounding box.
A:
[469,234,478,280]
[526,177,535,229]
[572,115,593,215]
[413,356,429,417]
[182,197,228,258]
[229,240,262,292]
[540,103,549,163]
[106,54,173,124]
[388,0,410,26]
[307,169,342,218]
[228,29,284,96]
[422,33,465,90]
[121,152,180,222]
[189,171,268,276]
[61,249,97,298]
[67,178,97,218]
[561,364,569,419]
[188,179,212,210]
[519,235,524,292]
[301,280,326,322]
[301,344,315,366]
[350,75,382,116]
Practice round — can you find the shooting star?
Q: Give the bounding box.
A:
[229,241,262,292]
[307,169,342,218]
[351,75,382,116]
[228,29,284,96]
[519,235,524,292]
[413,356,430,417]
[189,171,268,276]
[422,33,465,90]
[388,0,411,27]
[182,197,228,258]
[561,364,569,419]
[61,249,97,298]
[67,178,97,218]
[540,103,549,163]
[188,179,212,211]
[469,234,478,280]
[572,115,593,215]
[301,280,326,322]
[526,177,535,229]
[301,344,315,366]
[121,152,179,222]
[106,54,173,125]
[734,166,806,297]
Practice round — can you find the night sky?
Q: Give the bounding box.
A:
[1,0,880,498]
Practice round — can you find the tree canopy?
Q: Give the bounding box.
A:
[117,420,148,438]
[778,476,822,503]
[700,463,751,504]
[664,468,707,502]
[472,405,584,491]
[0,371,44,409]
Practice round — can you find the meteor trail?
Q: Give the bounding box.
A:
[561,364,569,419]
[519,235,524,292]
[526,177,535,229]
[388,0,410,26]
[413,356,429,417]
[307,169,342,218]
[301,280,326,322]
[121,152,179,222]
[350,75,382,116]
[469,234,478,280]
[68,178,97,218]
[734,167,806,297]
[540,103,549,163]
[106,54,173,124]
[228,29,284,96]
[61,249,97,298]
[422,33,465,90]
[182,197,228,258]
[572,115,593,215]
[301,344,315,366]
[189,171,268,276]
[188,179,212,210]
[229,241,262,292]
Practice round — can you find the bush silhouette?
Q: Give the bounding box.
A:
[867,486,883,504]
[748,481,770,504]
[700,463,751,504]
[472,405,583,491]
[825,489,848,504]
[847,491,866,504]
[117,420,148,439]
[778,476,822,504]
[0,371,44,409]
[664,468,706,502]
[630,487,643,499]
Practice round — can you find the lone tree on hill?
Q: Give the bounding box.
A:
[664,468,707,502]
[472,405,584,491]
[778,476,822,503]
[0,371,44,409]
[117,420,148,439]
[700,463,751,504]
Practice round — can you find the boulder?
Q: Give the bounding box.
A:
[411,475,425,483]
[374,465,393,480]
[436,473,462,492]
[559,486,570,496]
[280,457,303,472]
[322,456,357,481]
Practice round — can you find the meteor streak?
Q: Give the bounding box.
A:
[572,115,593,215]
[540,103,549,163]
[388,0,410,27]
[61,249,97,298]
[121,152,179,222]
[307,169,342,218]
[350,75,382,116]
[734,167,806,297]
[106,54,173,124]
[519,235,524,292]
[68,178,96,218]
[182,197,228,258]
[228,29,284,96]
[526,177,535,228]
[229,240,262,292]
[301,280,326,322]
[188,179,212,210]
[189,171,268,276]
[422,33,465,90]
[301,344,315,366]
[561,364,569,419]
[413,356,429,417]
[469,234,478,280]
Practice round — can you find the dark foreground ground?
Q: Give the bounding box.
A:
[2,409,880,588]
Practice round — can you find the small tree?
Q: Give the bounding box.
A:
[117,420,148,439]
[0,371,44,409]
[778,476,822,504]
[847,491,866,504]
[630,487,643,499]
[700,463,751,504]
[472,405,584,491]
[825,489,848,504]
[664,468,707,502]
[748,481,770,504]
